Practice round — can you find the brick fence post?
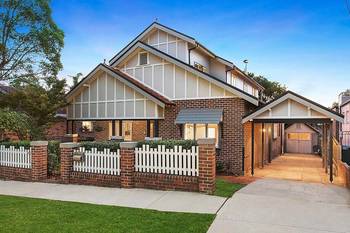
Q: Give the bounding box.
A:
[197,138,216,194]
[30,141,48,181]
[120,142,137,188]
[60,142,80,184]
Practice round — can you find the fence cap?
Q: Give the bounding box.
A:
[30,141,48,146]
[197,138,215,145]
[60,142,80,148]
[120,142,138,149]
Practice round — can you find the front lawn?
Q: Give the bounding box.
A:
[214,178,246,197]
[0,195,215,233]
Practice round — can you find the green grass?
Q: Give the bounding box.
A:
[214,179,246,198]
[0,195,215,233]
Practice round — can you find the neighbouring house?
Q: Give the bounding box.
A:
[340,98,350,146]
[284,123,320,154]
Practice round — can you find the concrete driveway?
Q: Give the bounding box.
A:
[208,179,350,233]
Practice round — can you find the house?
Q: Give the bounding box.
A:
[66,22,264,174]
[66,22,343,175]
[340,98,350,146]
[284,123,320,154]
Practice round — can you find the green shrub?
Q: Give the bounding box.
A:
[80,141,120,152]
[48,141,60,175]
[0,140,31,149]
[137,139,197,150]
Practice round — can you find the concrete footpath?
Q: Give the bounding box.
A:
[208,179,350,233]
[0,180,225,214]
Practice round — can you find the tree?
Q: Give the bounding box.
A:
[248,72,287,101]
[0,78,67,139]
[0,108,31,140]
[0,0,64,82]
[71,72,83,89]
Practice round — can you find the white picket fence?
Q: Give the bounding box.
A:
[73,147,120,175]
[135,145,199,176]
[0,145,32,168]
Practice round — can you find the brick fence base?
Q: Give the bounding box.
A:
[0,166,31,181]
[69,172,121,187]
[134,172,199,192]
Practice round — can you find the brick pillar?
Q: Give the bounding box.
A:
[30,141,48,181]
[120,142,137,188]
[60,142,80,183]
[198,138,216,194]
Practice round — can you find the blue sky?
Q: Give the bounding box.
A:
[52,0,350,106]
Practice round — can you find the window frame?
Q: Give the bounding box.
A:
[138,52,149,66]
[194,62,207,72]
[183,123,221,148]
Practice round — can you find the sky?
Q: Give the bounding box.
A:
[51,0,350,107]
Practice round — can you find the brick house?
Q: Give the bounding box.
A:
[66,22,264,174]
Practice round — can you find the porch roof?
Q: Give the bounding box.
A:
[175,108,223,124]
[242,91,344,124]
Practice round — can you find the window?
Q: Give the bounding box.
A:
[183,123,220,147]
[273,124,279,139]
[82,121,93,132]
[288,133,311,141]
[139,52,148,65]
[194,62,207,72]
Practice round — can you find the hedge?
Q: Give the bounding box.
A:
[0,140,31,149]
[79,141,120,152]
[48,141,60,175]
[136,139,197,150]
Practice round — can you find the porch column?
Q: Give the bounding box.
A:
[329,123,334,183]
[71,120,75,134]
[154,120,159,137]
[119,120,123,136]
[251,121,255,176]
[66,120,69,134]
[261,123,264,168]
[112,120,116,136]
[146,120,151,137]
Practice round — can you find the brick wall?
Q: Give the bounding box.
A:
[131,121,147,141]
[159,98,252,175]
[0,167,31,181]
[45,119,66,140]
[134,173,198,191]
[70,172,121,187]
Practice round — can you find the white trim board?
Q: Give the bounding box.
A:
[66,64,166,108]
[242,92,344,123]
[111,41,259,105]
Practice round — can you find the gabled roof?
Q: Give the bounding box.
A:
[111,40,259,105]
[340,98,350,108]
[109,22,196,66]
[66,63,173,107]
[108,22,263,90]
[285,123,320,134]
[242,91,344,123]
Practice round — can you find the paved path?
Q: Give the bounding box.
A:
[208,179,350,233]
[0,180,225,214]
[253,153,344,185]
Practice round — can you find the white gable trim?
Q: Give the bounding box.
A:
[112,41,259,105]
[242,92,344,123]
[109,23,196,66]
[66,64,165,108]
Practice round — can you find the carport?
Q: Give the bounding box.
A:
[242,91,344,182]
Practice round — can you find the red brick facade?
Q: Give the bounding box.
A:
[159,98,253,175]
[0,166,31,181]
[70,172,121,187]
[45,119,66,140]
[198,138,216,194]
[120,142,137,188]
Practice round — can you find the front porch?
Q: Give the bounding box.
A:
[66,119,160,141]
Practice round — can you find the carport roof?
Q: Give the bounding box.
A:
[242,91,344,123]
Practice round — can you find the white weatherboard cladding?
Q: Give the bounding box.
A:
[67,72,164,120]
[118,50,235,100]
[144,28,189,63]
